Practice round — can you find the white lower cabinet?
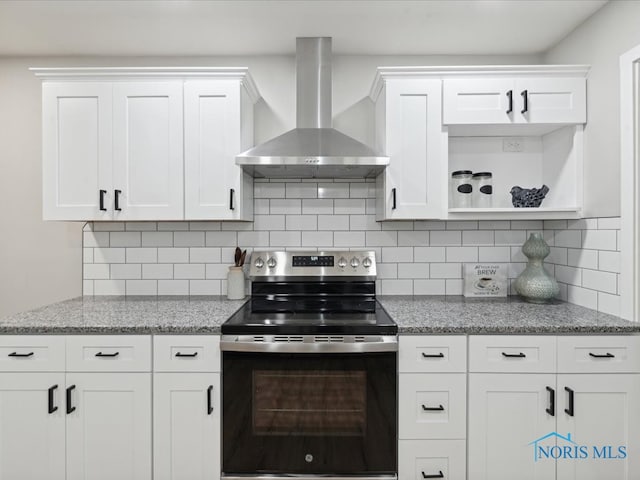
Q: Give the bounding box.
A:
[153,373,220,480]
[0,373,66,480]
[399,440,466,480]
[65,373,151,480]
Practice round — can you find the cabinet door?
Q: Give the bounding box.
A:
[556,374,640,480]
[443,78,514,124]
[377,79,445,219]
[153,373,220,480]
[185,81,251,220]
[113,82,183,220]
[468,373,556,480]
[0,373,65,480]
[42,82,113,220]
[515,77,586,124]
[66,373,151,480]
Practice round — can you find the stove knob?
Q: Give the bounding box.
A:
[350,257,360,268]
[254,257,264,269]
[362,257,372,268]
[338,257,347,268]
[267,257,277,269]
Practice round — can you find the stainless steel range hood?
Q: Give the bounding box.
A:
[236,37,389,178]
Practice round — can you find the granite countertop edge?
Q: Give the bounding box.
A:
[0,295,638,335]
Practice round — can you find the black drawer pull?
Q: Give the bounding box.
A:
[229,188,235,210]
[95,352,119,358]
[422,471,444,479]
[422,404,445,411]
[114,189,122,211]
[99,189,107,211]
[207,385,214,415]
[175,352,198,358]
[521,89,529,114]
[506,89,513,114]
[502,352,526,358]
[66,385,76,414]
[392,188,397,210]
[48,385,58,414]
[8,351,34,358]
[546,386,555,416]
[564,387,574,417]
[422,352,445,358]
[589,352,615,358]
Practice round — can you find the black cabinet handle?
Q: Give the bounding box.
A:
[422,404,445,411]
[207,385,214,415]
[422,472,444,479]
[175,352,198,358]
[422,352,445,358]
[229,188,235,211]
[506,89,513,114]
[589,352,615,358]
[66,385,76,414]
[8,351,34,358]
[99,190,107,211]
[564,387,574,417]
[95,351,119,358]
[501,352,526,358]
[546,386,555,416]
[521,90,529,114]
[392,188,397,210]
[48,385,58,414]
[114,189,122,211]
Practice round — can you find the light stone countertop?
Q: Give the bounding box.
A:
[0,295,638,335]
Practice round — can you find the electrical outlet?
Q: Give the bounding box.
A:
[503,137,524,152]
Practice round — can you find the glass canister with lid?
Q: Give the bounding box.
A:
[450,170,473,208]
[472,172,493,208]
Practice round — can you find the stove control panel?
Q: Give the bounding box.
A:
[250,250,377,279]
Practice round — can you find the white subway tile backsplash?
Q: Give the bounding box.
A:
[143,264,173,280]
[582,269,617,294]
[582,230,617,251]
[414,279,446,295]
[158,248,189,264]
[82,184,620,317]
[158,280,189,295]
[598,251,621,273]
[446,247,478,263]
[431,230,461,246]
[430,263,462,279]
[93,248,126,264]
[142,231,173,247]
[126,280,157,296]
[190,280,221,295]
[111,264,142,280]
[398,263,429,279]
[381,247,413,263]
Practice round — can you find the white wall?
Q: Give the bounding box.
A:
[543,0,640,218]
[0,52,540,317]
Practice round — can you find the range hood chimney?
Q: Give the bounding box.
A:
[236,37,389,178]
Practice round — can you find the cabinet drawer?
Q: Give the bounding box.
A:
[469,335,556,373]
[557,335,640,373]
[0,336,65,372]
[153,335,220,372]
[399,373,466,440]
[398,440,466,480]
[399,336,467,373]
[66,335,151,372]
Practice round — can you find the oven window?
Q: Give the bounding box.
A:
[253,370,366,436]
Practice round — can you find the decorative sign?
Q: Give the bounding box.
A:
[463,264,508,297]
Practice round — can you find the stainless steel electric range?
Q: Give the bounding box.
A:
[221,251,398,480]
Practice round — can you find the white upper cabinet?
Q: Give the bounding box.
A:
[372,78,446,220]
[443,68,587,126]
[42,82,113,221]
[35,68,260,221]
[184,80,256,220]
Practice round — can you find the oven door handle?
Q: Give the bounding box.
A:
[220,335,398,353]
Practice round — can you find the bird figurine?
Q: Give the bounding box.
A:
[510,185,550,208]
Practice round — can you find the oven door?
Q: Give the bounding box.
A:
[221,339,397,476]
